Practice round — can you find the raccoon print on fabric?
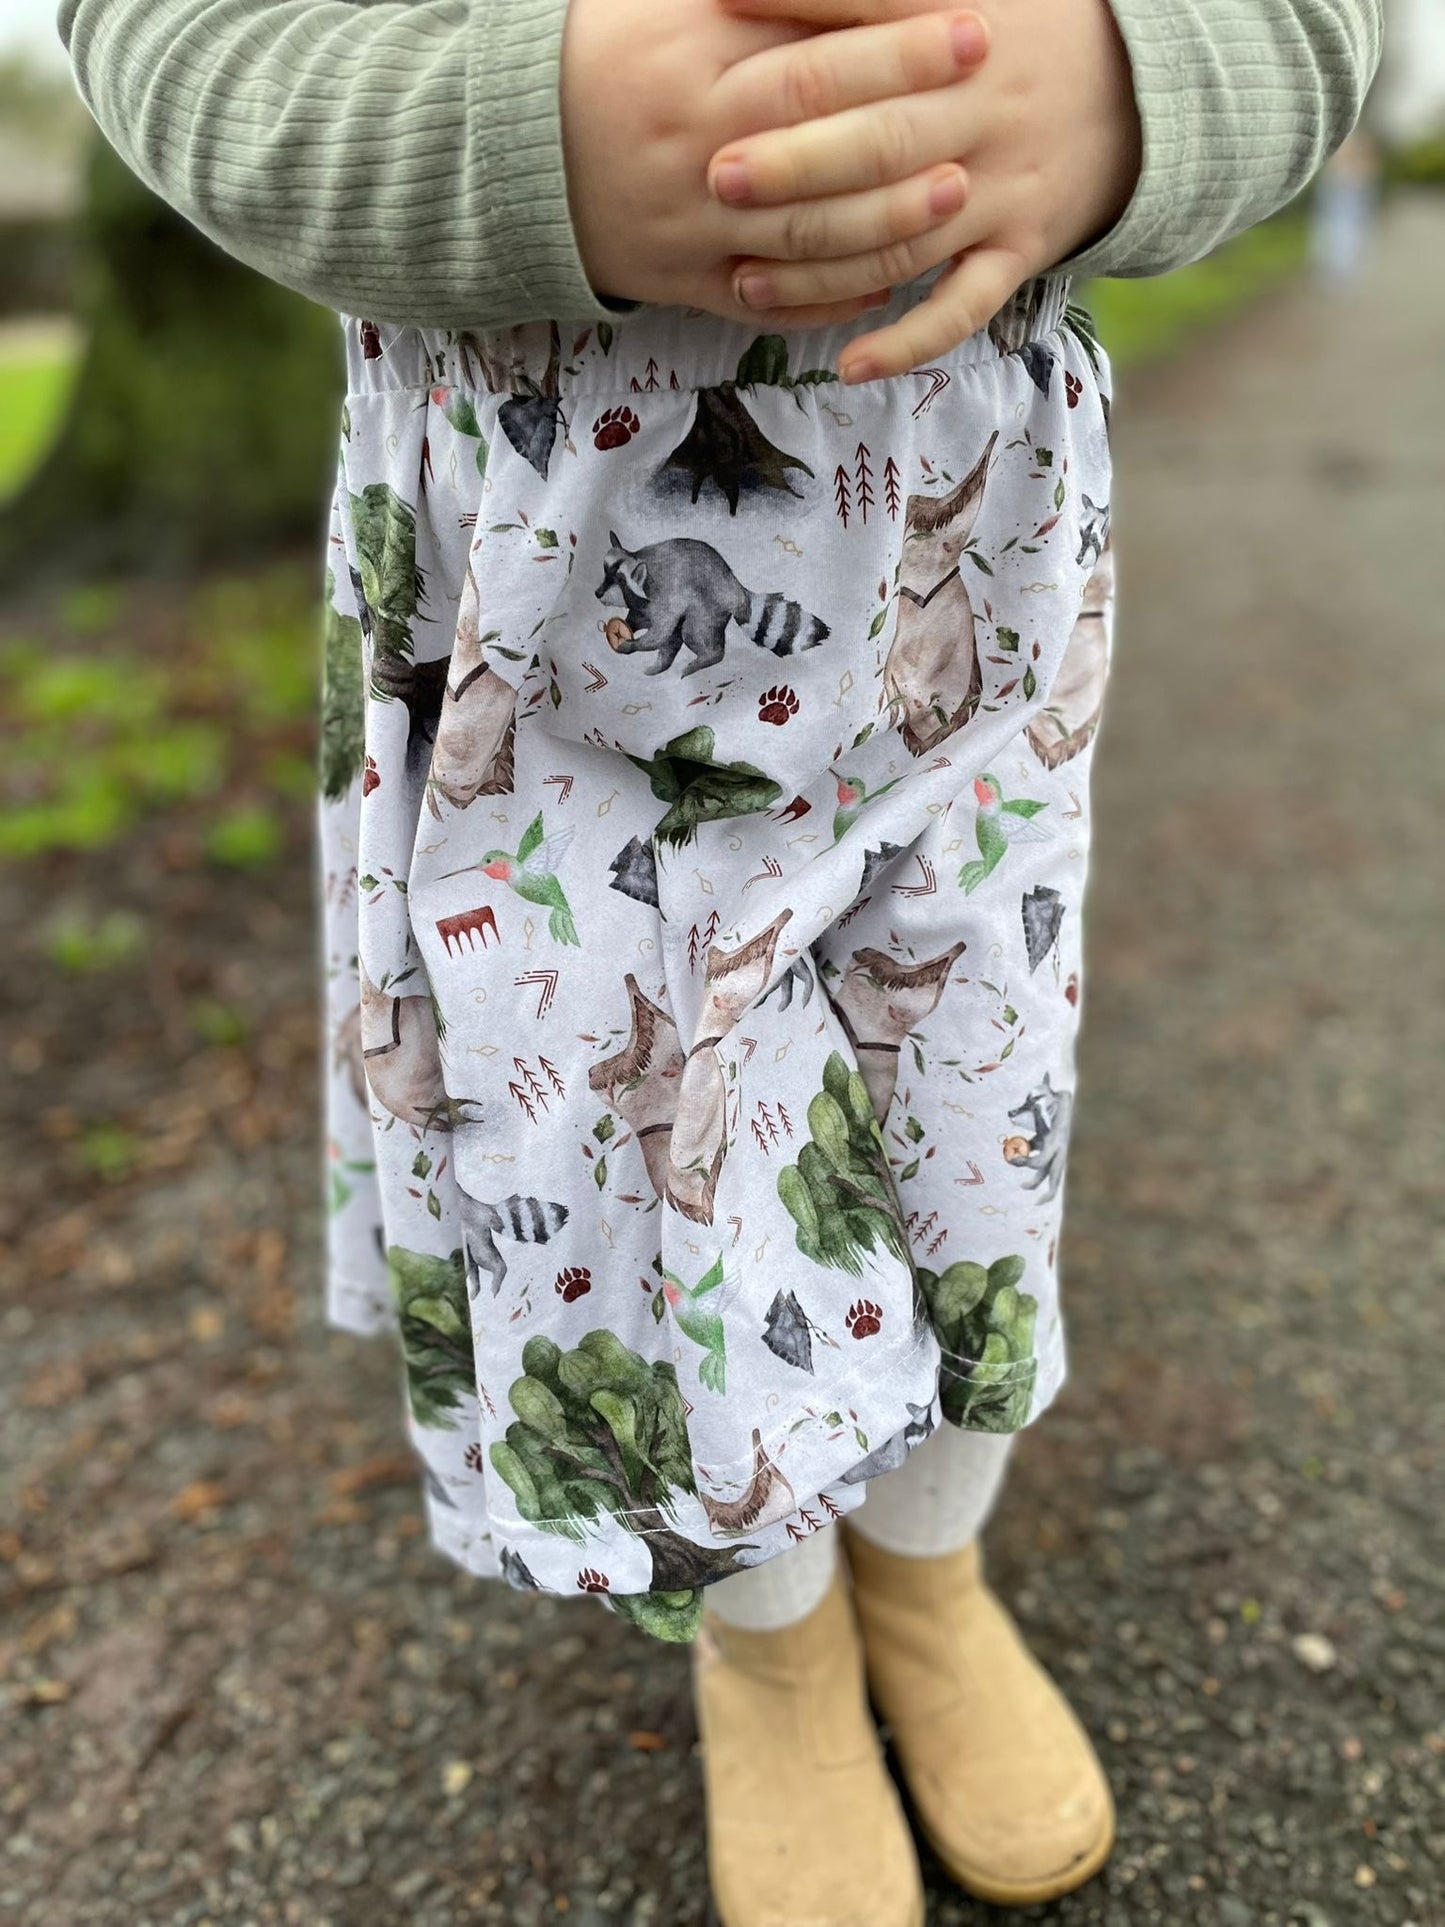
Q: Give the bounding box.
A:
[596,532,830,677]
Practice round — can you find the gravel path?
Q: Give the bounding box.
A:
[3,194,1442,1927]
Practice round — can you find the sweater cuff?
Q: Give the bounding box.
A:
[1053,0,1226,282]
[475,0,619,324]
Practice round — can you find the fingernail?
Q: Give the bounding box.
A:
[865,290,892,310]
[840,357,884,387]
[929,167,966,217]
[951,12,987,64]
[712,159,752,206]
[736,272,774,308]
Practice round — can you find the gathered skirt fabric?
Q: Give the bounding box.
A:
[318,277,1114,1639]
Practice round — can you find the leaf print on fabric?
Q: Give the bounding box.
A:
[349,483,425,661]
[319,571,366,800]
[917,1254,1038,1432]
[389,1246,476,1429]
[431,384,490,474]
[778,1053,909,1276]
[489,1331,752,1640]
[626,728,781,850]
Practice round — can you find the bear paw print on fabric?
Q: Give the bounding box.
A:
[577,1568,611,1593]
[593,406,641,451]
[846,1300,883,1339]
[556,1266,593,1303]
[465,1443,486,1473]
[1065,370,1083,409]
[758,685,800,726]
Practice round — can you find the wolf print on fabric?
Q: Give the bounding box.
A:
[597,533,830,676]
[319,285,1114,1641]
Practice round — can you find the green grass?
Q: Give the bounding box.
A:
[0,344,81,501]
[0,564,319,865]
[1085,213,1307,370]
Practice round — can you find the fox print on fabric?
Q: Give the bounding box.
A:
[596,532,830,676]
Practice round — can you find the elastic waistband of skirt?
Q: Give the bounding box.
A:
[345,273,1074,400]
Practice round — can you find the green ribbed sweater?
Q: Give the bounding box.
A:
[57,0,1382,329]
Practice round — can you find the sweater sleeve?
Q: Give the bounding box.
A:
[1059,0,1385,279]
[57,0,616,327]
[58,0,1386,326]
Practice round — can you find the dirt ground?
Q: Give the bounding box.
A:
[3,195,1442,1927]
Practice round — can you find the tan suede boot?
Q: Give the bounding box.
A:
[845,1533,1114,1907]
[693,1571,926,1927]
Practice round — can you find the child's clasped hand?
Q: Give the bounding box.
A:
[562,0,1140,383]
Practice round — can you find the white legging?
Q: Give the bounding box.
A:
[706,1425,1015,1631]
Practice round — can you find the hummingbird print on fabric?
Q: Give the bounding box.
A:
[833,771,906,843]
[443,813,580,945]
[958,774,1051,894]
[656,1254,733,1393]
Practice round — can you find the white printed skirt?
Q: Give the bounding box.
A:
[318,274,1114,1640]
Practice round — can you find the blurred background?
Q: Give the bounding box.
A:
[2,6,1442,1925]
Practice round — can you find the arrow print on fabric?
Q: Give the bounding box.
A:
[544,774,575,802]
[892,854,937,899]
[514,970,560,1019]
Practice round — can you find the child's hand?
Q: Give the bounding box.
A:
[710,0,1142,380]
[561,0,990,330]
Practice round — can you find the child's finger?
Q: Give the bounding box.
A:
[733,184,976,306]
[732,163,967,271]
[752,293,896,329]
[710,78,980,207]
[715,11,987,142]
[834,243,1027,382]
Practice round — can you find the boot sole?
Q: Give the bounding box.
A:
[872,1712,1117,1909]
[919,1800,1116,1908]
[707,1902,926,1927]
